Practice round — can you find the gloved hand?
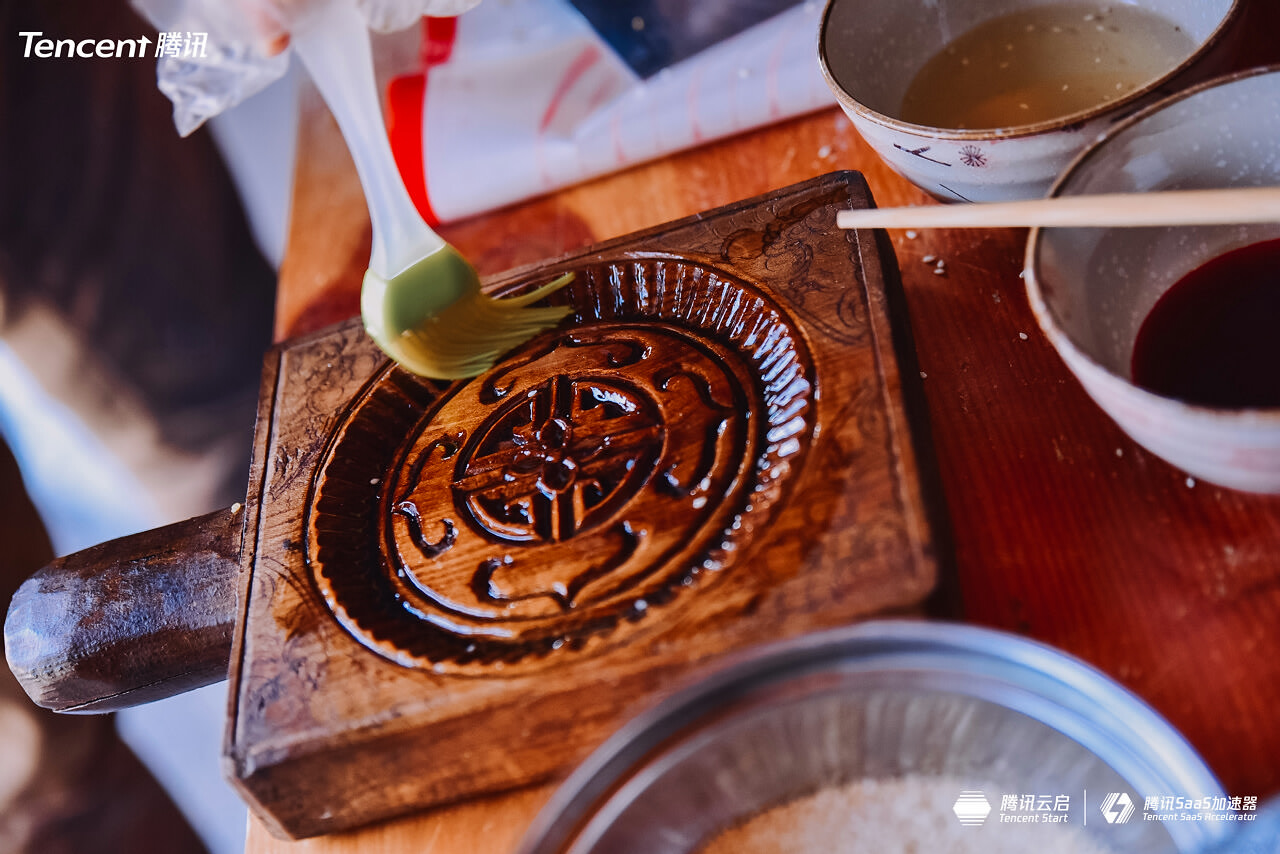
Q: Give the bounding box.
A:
[130,0,480,135]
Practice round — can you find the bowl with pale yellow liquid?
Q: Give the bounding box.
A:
[818,0,1239,202]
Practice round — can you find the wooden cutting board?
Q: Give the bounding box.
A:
[6,172,950,839]
[225,172,948,837]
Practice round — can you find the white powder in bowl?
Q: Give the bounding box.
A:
[698,775,1116,854]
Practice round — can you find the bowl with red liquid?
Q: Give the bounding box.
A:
[1026,66,1280,493]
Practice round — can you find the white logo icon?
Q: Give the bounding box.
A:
[1101,791,1136,824]
[953,790,992,826]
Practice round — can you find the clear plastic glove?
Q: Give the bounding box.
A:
[130,0,480,135]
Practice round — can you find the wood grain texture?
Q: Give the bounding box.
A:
[249,3,1280,848]
[4,507,242,713]
[230,172,944,839]
[248,785,554,854]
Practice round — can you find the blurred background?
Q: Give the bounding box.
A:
[1,1,293,851]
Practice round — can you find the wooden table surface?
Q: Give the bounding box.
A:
[247,8,1280,851]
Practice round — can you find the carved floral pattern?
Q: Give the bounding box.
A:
[305,258,815,674]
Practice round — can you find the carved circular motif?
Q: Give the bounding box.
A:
[434,373,663,546]
[386,324,751,636]
[305,258,815,675]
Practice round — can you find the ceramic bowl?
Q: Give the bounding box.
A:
[817,0,1239,202]
[517,621,1226,854]
[1026,67,1280,494]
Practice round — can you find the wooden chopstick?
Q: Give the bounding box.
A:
[836,186,1280,230]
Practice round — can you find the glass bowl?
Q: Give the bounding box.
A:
[517,621,1226,854]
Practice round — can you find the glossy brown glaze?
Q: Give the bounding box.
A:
[227,172,947,838]
[4,507,242,712]
[307,258,816,675]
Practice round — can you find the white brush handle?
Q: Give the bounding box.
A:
[836,186,1280,230]
[291,0,444,278]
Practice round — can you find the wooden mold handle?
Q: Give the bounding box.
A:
[4,506,242,713]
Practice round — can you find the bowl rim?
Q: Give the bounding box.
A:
[1025,63,1280,422]
[515,619,1223,854]
[816,0,1242,141]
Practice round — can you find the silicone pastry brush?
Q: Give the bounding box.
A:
[290,0,572,379]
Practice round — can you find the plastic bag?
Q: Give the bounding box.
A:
[129,0,480,135]
[385,0,834,222]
